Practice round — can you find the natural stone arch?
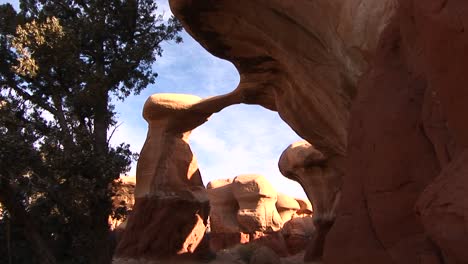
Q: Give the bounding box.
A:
[114,91,341,263]
[114,0,398,262]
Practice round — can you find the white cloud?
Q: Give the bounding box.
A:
[190,105,305,198]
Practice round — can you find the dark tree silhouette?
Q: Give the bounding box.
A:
[0,1,182,263]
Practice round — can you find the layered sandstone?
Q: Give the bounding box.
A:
[278,140,341,261]
[232,174,283,234]
[325,2,468,263]
[206,178,248,251]
[276,193,301,222]
[206,176,312,256]
[115,94,211,261]
[169,0,396,157]
[116,0,468,262]
[165,2,396,260]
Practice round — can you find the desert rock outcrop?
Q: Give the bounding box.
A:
[206,178,248,251]
[279,141,341,226]
[325,2,468,263]
[115,94,211,261]
[110,176,136,230]
[278,140,341,261]
[207,176,312,256]
[294,198,313,216]
[169,0,396,157]
[114,0,468,262]
[282,217,315,255]
[163,2,395,259]
[276,193,301,222]
[232,174,283,234]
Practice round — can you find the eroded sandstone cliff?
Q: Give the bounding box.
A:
[116,0,468,263]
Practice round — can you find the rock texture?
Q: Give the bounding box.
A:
[294,198,313,216]
[206,179,239,234]
[163,2,395,260]
[232,174,283,234]
[206,178,248,251]
[278,140,342,261]
[169,0,396,157]
[276,193,301,222]
[116,0,468,262]
[206,176,311,256]
[279,141,341,226]
[282,217,315,255]
[115,94,211,261]
[325,2,468,264]
[110,176,136,230]
[249,246,281,264]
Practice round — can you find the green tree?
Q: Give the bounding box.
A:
[0,1,182,263]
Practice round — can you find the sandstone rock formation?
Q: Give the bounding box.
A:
[206,176,311,256]
[282,217,315,255]
[115,0,468,262]
[276,193,300,222]
[324,2,468,263]
[206,178,248,251]
[279,141,341,226]
[278,140,342,261]
[169,0,396,157]
[110,176,136,230]
[206,179,239,234]
[163,2,396,260]
[294,198,313,216]
[232,174,283,234]
[115,94,211,261]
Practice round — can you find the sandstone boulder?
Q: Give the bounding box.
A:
[275,193,300,222]
[206,179,239,234]
[232,174,283,234]
[282,217,315,255]
[206,178,248,251]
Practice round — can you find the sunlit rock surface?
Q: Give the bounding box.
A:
[116,0,468,262]
[115,94,211,261]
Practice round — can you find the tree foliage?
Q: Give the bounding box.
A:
[0,1,182,263]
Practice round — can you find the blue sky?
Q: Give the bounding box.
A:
[1,0,306,198]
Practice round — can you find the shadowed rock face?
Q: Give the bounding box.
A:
[282,217,315,255]
[279,141,342,225]
[326,2,468,263]
[278,140,342,261]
